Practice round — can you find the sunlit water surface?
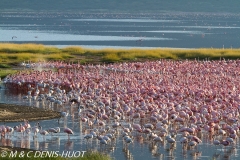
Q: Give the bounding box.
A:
[0,12,240,49]
[1,12,240,160]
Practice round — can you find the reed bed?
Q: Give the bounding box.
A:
[0,43,240,65]
[0,43,60,54]
[0,69,17,79]
[0,52,73,63]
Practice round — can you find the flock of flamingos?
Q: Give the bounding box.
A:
[1,59,240,159]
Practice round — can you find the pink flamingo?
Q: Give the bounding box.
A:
[64,128,74,140]
[16,124,25,136]
[3,59,240,157]
[23,119,31,129]
[6,126,14,137]
[221,140,230,152]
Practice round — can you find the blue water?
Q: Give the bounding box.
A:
[0,12,240,49]
[1,11,240,160]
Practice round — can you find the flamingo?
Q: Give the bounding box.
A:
[90,130,98,138]
[77,106,83,117]
[64,128,74,140]
[105,133,114,140]
[59,111,69,123]
[166,135,176,148]
[3,59,240,158]
[84,134,93,143]
[221,140,230,152]
[188,140,198,151]
[32,126,39,138]
[212,135,221,151]
[39,126,49,139]
[16,124,25,136]
[48,128,58,136]
[6,126,14,137]
[23,119,31,129]
[103,135,111,143]
[54,127,61,135]
[180,136,188,145]
[152,136,162,146]
[0,125,7,138]
[99,139,107,146]
[124,136,133,147]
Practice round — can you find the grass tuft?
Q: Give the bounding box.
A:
[62,46,85,54]
[0,69,17,79]
[0,43,240,68]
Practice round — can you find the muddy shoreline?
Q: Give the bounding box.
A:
[0,103,61,152]
[0,103,60,122]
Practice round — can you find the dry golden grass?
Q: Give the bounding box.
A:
[0,43,240,78]
[0,43,240,64]
[0,69,17,78]
[62,46,85,54]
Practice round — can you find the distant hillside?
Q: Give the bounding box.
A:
[0,0,240,13]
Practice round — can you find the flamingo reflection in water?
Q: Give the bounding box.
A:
[39,141,49,150]
[65,140,74,150]
[2,59,240,159]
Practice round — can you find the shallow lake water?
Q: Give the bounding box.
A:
[0,87,240,160]
[1,12,240,49]
[1,11,240,160]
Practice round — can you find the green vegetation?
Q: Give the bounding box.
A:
[0,43,240,78]
[0,69,17,79]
